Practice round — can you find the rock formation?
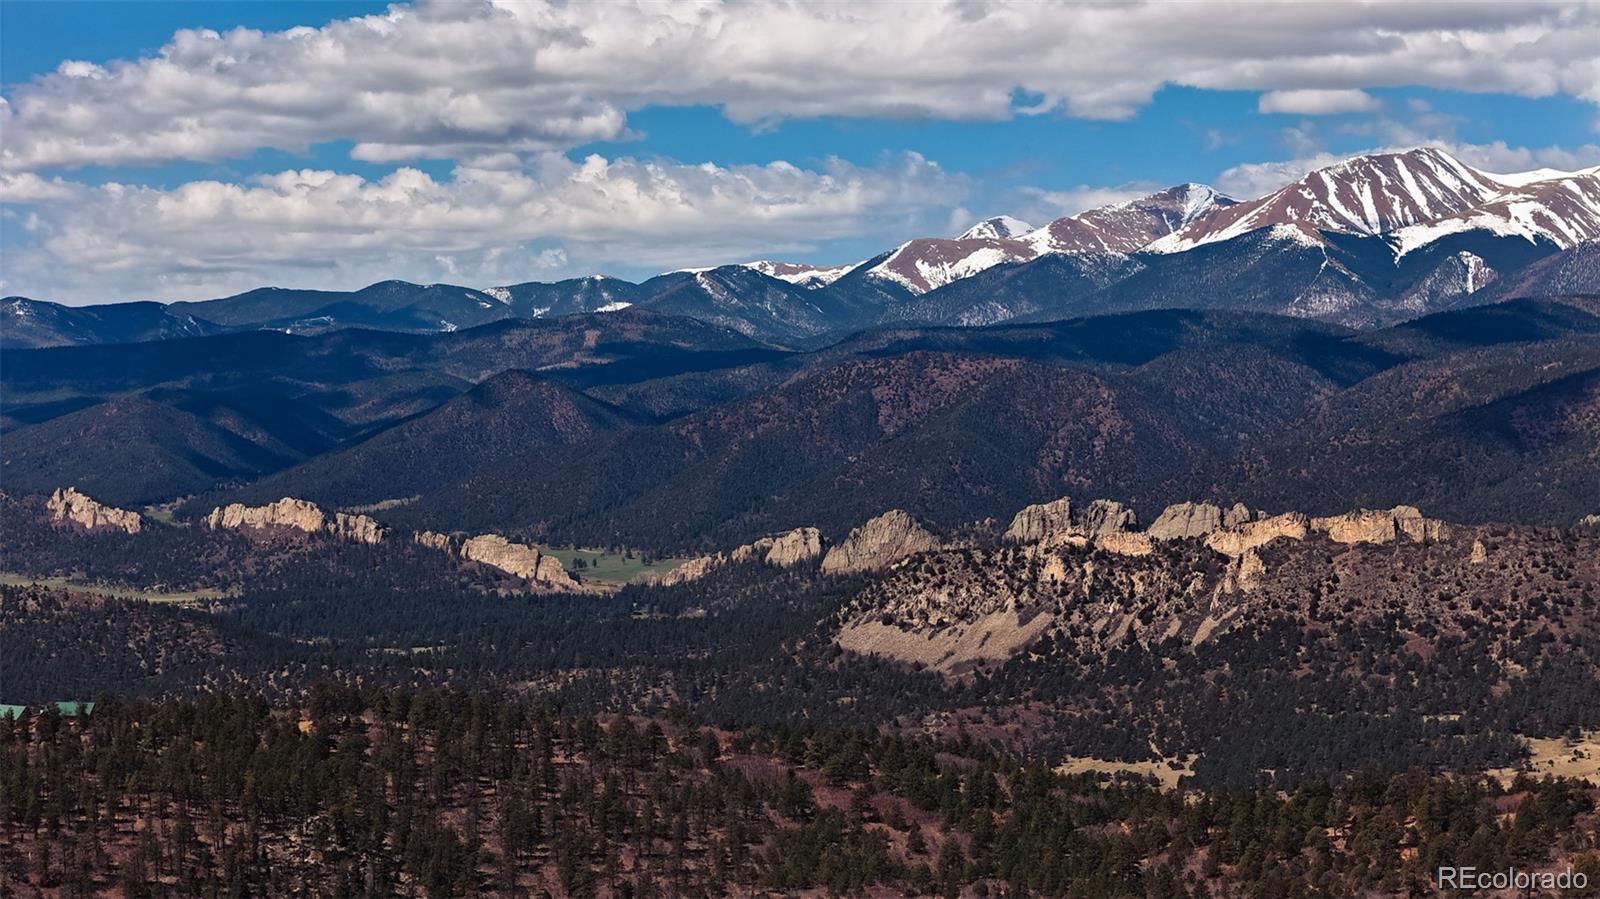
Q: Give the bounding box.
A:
[205,498,326,534]
[821,510,940,575]
[331,512,385,545]
[1311,506,1449,545]
[762,527,824,567]
[729,526,825,568]
[1093,532,1152,557]
[414,530,456,552]
[1146,502,1225,540]
[205,496,397,546]
[1005,497,1136,543]
[47,487,142,534]
[1577,514,1600,535]
[1076,500,1137,538]
[1204,513,1310,557]
[1004,498,1074,542]
[460,534,580,590]
[648,526,826,586]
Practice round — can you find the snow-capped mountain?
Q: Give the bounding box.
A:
[739,260,859,289]
[862,184,1236,294]
[1388,167,1600,257]
[1147,148,1507,253]
[1023,183,1237,255]
[1149,149,1600,258]
[958,215,1034,241]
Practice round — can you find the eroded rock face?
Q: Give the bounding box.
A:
[1094,532,1152,557]
[1204,513,1310,557]
[47,487,141,534]
[331,512,385,545]
[460,534,580,590]
[1146,502,1224,540]
[1005,498,1073,542]
[1077,500,1137,538]
[414,530,456,552]
[206,498,326,534]
[654,554,722,587]
[1311,506,1449,545]
[764,527,824,567]
[650,526,825,586]
[1574,515,1600,534]
[821,510,939,575]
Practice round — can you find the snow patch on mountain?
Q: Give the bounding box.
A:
[958,216,1034,241]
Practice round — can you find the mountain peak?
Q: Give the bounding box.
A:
[1149,146,1506,253]
[958,215,1035,241]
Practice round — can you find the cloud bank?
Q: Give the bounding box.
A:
[4,0,1597,172]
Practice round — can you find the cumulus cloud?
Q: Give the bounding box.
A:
[3,0,1599,171]
[1258,89,1383,115]
[1015,182,1166,220]
[0,152,966,302]
[1213,140,1600,198]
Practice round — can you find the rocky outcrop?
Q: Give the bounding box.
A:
[460,534,580,590]
[821,510,939,575]
[1578,515,1600,535]
[331,512,385,545]
[653,554,722,587]
[763,527,824,567]
[414,530,456,552]
[1093,532,1152,557]
[729,526,825,568]
[1146,502,1224,540]
[47,487,142,534]
[645,526,826,586]
[205,496,397,546]
[1077,500,1137,538]
[1204,513,1310,557]
[1005,498,1074,542]
[1311,506,1449,545]
[1005,497,1136,543]
[206,498,326,534]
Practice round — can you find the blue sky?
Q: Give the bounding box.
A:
[3,1,1597,302]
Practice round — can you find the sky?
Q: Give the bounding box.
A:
[2,1,1598,304]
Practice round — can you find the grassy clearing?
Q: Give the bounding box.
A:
[537,547,688,584]
[1056,754,1198,791]
[0,572,228,604]
[1489,731,1600,786]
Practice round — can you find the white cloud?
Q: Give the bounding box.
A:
[1,152,966,302]
[3,0,1598,171]
[1213,140,1600,198]
[1016,182,1164,220]
[1258,89,1383,115]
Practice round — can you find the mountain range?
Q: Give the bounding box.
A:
[6,147,1598,350]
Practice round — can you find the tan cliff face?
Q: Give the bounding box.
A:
[204,497,387,545]
[1204,513,1310,557]
[1004,497,1136,544]
[832,498,1468,674]
[413,530,456,552]
[206,498,327,534]
[645,526,825,586]
[47,487,142,534]
[820,510,939,575]
[332,512,386,545]
[1004,498,1074,542]
[459,534,581,590]
[1311,506,1449,545]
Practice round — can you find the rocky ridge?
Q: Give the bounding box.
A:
[47,487,142,534]
[820,510,940,575]
[201,496,595,591]
[836,498,1463,674]
[642,526,825,586]
[459,534,582,591]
